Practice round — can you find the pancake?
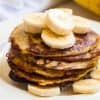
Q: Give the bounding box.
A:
[9,71,28,83]
[10,24,98,57]
[8,57,97,78]
[10,66,93,86]
[8,41,100,64]
[28,31,98,57]
[49,42,100,61]
[8,49,97,71]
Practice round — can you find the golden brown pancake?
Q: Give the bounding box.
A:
[10,66,93,86]
[8,42,100,64]
[8,50,97,71]
[10,24,98,57]
[49,42,100,61]
[8,57,97,78]
[9,71,28,83]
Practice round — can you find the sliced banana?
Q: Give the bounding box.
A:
[46,9,74,35]
[24,12,46,34]
[58,8,72,14]
[73,16,91,34]
[46,8,72,14]
[28,84,60,97]
[73,79,100,94]
[91,69,100,80]
[41,29,76,49]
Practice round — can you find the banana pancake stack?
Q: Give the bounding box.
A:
[7,8,100,96]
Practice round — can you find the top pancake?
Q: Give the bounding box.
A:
[10,24,98,57]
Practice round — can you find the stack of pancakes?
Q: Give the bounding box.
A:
[7,24,100,87]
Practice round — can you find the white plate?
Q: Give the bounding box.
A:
[0,18,100,100]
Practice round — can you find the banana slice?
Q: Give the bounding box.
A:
[24,12,46,34]
[41,29,76,49]
[73,16,91,34]
[58,8,72,14]
[28,84,60,97]
[91,69,100,80]
[46,8,72,14]
[46,9,74,35]
[73,79,100,94]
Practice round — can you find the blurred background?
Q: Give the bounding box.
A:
[0,0,100,21]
